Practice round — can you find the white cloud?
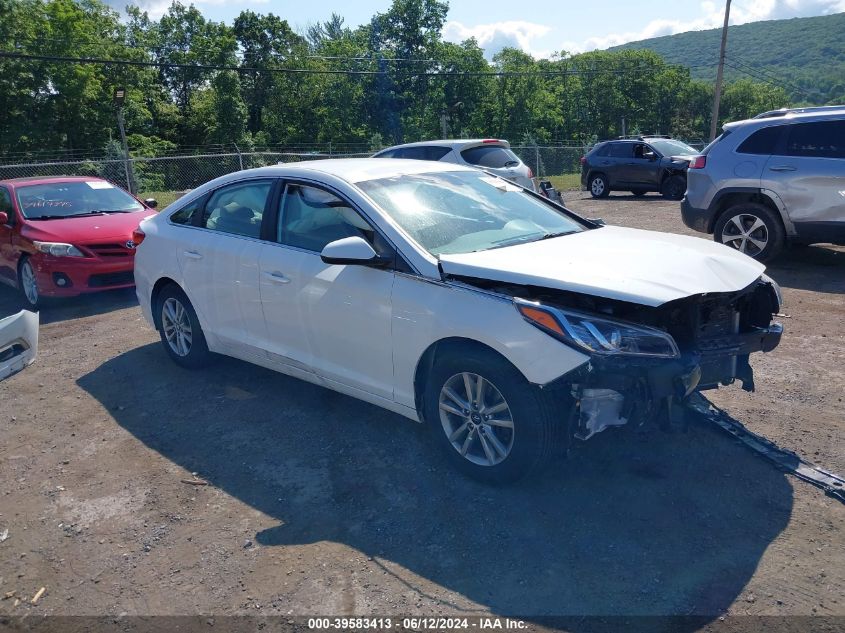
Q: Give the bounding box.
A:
[567,0,845,53]
[443,20,552,59]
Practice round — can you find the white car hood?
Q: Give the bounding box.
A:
[439,225,765,307]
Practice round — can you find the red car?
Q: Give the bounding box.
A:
[0,176,157,307]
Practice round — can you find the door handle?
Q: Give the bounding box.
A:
[769,165,796,172]
[263,271,291,284]
[183,250,203,260]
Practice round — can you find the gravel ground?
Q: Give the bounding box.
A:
[0,192,842,629]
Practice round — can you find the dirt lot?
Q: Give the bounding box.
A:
[1,192,843,629]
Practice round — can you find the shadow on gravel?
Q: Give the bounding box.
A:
[78,344,793,631]
[0,284,137,322]
[767,245,845,295]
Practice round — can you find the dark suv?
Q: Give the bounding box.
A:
[580,136,698,199]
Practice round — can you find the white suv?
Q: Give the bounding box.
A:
[682,106,845,261]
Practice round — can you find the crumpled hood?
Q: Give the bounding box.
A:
[439,225,766,307]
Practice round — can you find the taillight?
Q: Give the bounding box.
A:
[131,227,146,247]
[580,155,586,165]
[689,155,707,169]
[527,167,534,179]
[482,139,500,144]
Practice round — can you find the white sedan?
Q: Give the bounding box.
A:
[133,159,783,483]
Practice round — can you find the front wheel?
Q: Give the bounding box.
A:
[588,173,610,198]
[424,347,559,484]
[713,202,785,262]
[18,257,40,309]
[157,285,212,369]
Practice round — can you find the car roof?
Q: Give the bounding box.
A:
[725,105,845,131]
[193,158,478,190]
[377,139,511,151]
[0,175,107,188]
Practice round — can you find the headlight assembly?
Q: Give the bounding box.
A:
[33,241,86,258]
[515,299,680,359]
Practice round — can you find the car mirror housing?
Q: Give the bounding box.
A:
[320,236,387,267]
[144,198,158,209]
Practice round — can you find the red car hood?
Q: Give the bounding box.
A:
[23,210,151,243]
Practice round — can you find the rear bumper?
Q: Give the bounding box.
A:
[31,254,135,297]
[680,197,713,234]
[0,310,38,381]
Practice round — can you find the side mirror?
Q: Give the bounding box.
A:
[144,198,158,209]
[320,236,389,267]
[0,211,8,225]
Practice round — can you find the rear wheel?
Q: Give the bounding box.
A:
[713,202,785,262]
[661,174,686,200]
[18,257,40,309]
[588,173,610,198]
[424,346,558,484]
[157,285,211,368]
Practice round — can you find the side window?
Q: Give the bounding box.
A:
[608,143,632,158]
[737,126,784,155]
[0,187,13,222]
[594,143,610,157]
[376,149,397,158]
[398,147,427,160]
[201,180,272,238]
[278,184,375,253]
[785,120,845,159]
[169,196,203,225]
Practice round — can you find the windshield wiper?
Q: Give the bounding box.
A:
[536,230,577,241]
[503,160,519,168]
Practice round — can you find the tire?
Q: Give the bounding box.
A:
[423,345,559,484]
[588,173,610,198]
[17,256,40,309]
[630,189,647,197]
[713,202,785,262]
[156,284,212,369]
[661,174,686,200]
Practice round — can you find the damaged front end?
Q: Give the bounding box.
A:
[458,274,782,442]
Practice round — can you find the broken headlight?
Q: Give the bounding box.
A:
[515,299,680,358]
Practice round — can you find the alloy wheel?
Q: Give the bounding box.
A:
[21,261,38,306]
[590,177,606,196]
[162,297,193,357]
[720,213,769,257]
[438,372,514,467]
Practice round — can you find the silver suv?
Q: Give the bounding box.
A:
[372,139,537,191]
[682,106,845,261]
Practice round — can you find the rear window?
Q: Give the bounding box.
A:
[608,143,632,158]
[785,120,845,158]
[737,126,783,155]
[701,129,733,156]
[593,143,610,157]
[398,146,452,161]
[460,145,520,168]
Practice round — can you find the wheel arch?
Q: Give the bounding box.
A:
[413,337,524,423]
[150,277,182,331]
[709,188,790,235]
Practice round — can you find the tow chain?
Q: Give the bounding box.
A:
[686,393,845,504]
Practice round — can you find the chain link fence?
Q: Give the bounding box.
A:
[0,145,605,207]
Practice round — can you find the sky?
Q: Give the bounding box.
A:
[107,0,845,58]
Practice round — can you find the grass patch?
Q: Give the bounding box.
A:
[543,173,582,191]
[138,190,188,210]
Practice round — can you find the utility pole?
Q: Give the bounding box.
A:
[709,0,732,142]
[113,87,135,194]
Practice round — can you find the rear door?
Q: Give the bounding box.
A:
[762,119,845,228]
[177,178,275,354]
[603,142,633,187]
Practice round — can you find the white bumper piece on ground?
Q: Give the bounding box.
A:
[0,310,39,381]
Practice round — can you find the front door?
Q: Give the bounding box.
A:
[258,182,395,399]
[0,187,16,285]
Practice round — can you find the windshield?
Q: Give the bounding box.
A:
[648,139,698,156]
[16,181,143,219]
[357,171,588,256]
